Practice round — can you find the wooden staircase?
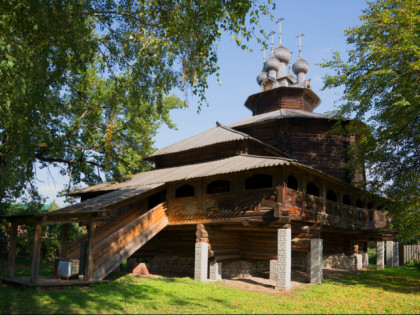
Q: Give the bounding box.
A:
[65,203,168,280]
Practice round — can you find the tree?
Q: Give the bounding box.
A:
[0,0,274,203]
[321,0,419,242]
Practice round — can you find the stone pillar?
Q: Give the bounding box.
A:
[310,239,323,284]
[194,242,208,281]
[269,260,277,280]
[276,228,291,290]
[393,242,399,267]
[386,241,393,268]
[209,261,222,281]
[376,241,385,270]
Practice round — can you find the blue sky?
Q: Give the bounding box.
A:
[37,0,369,206]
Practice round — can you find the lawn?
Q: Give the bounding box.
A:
[0,259,419,314]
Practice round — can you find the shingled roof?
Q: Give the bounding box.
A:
[147,122,290,159]
[69,154,358,197]
[228,108,330,128]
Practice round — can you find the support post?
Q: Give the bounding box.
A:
[376,241,384,270]
[60,223,69,258]
[85,218,95,281]
[209,261,222,281]
[30,221,43,284]
[194,242,208,281]
[386,241,393,268]
[276,228,291,290]
[310,239,323,284]
[393,242,399,267]
[7,222,18,278]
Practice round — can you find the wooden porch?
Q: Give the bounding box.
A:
[1,276,109,290]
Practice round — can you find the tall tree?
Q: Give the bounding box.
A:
[321,0,419,242]
[0,0,274,203]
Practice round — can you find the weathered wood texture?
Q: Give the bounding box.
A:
[235,119,362,184]
[7,223,17,278]
[65,202,168,281]
[399,245,420,265]
[31,222,42,283]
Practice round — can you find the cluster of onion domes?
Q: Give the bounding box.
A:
[256,24,309,88]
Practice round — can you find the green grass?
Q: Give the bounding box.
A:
[0,259,419,314]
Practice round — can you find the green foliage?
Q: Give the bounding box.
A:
[0,0,275,203]
[320,0,420,242]
[0,259,419,314]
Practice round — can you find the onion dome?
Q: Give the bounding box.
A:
[292,56,309,74]
[273,45,292,64]
[256,71,268,85]
[265,55,281,72]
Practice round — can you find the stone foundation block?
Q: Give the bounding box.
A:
[194,242,208,281]
[310,239,323,284]
[377,241,384,270]
[269,260,277,280]
[276,229,291,290]
[386,241,393,268]
[393,242,399,267]
[209,262,222,281]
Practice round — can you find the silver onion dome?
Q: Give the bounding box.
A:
[256,71,268,85]
[292,56,309,74]
[265,55,281,71]
[273,45,292,64]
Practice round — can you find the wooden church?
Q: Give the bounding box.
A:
[3,23,399,289]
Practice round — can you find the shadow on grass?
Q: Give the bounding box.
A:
[0,257,231,314]
[324,265,420,294]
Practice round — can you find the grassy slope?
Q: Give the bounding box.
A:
[0,259,419,314]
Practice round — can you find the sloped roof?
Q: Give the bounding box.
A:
[69,154,356,197]
[70,155,295,195]
[147,122,288,159]
[52,184,163,214]
[228,109,330,128]
[147,123,248,157]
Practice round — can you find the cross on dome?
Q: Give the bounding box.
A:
[296,32,304,57]
[276,17,285,46]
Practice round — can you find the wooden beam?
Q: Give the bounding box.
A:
[60,223,69,258]
[85,217,95,281]
[7,223,18,278]
[30,221,42,284]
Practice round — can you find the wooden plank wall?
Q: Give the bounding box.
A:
[133,227,196,257]
[399,245,420,265]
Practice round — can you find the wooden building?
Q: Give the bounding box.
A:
[3,28,400,289]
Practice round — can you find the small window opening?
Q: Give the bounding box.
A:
[367,202,374,210]
[148,190,167,209]
[326,190,337,202]
[207,180,230,194]
[306,183,319,197]
[287,175,298,190]
[245,174,273,190]
[343,195,352,206]
[355,200,364,209]
[175,185,195,198]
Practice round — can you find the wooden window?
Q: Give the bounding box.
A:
[306,183,319,197]
[326,190,337,202]
[175,185,195,198]
[287,175,298,190]
[355,200,364,209]
[245,174,272,190]
[343,195,352,206]
[207,180,230,194]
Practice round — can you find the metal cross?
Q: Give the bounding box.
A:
[261,46,267,62]
[276,17,285,46]
[268,30,276,53]
[296,32,305,56]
